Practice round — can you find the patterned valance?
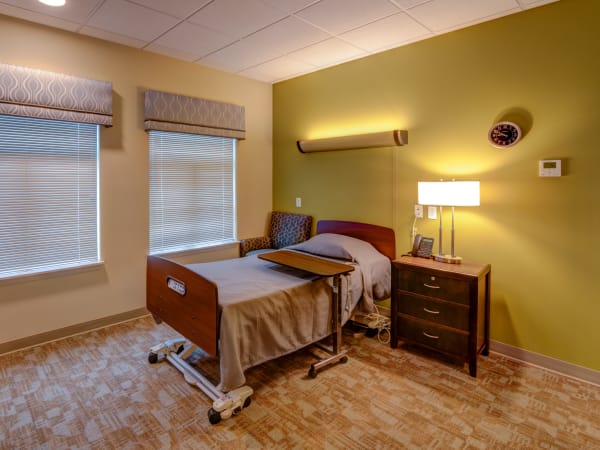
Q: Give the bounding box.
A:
[0,64,112,127]
[144,90,245,139]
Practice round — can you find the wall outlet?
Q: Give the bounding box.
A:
[428,206,437,219]
[295,197,302,208]
[414,204,423,218]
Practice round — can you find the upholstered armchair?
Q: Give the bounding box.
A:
[239,211,313,257]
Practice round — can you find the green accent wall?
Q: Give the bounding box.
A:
[273,0,600,371]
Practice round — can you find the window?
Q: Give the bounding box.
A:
[149,131,236,254]
[0,115,99,279]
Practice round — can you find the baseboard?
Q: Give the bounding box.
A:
[490,340,600,386]
[0,307,150,355]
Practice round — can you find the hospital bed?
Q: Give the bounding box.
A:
[146,220,395,424]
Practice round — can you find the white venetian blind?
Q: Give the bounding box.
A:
[149,130,236,254]
[0,115,99,279]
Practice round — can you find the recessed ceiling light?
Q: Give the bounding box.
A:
[38,0,66,6]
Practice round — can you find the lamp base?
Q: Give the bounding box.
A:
[433,254,463,264]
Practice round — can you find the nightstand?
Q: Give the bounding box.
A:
[390,256,491,377]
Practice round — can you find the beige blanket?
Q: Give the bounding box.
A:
[186,254,364,391]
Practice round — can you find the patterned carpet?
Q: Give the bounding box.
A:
[1,315,599,449]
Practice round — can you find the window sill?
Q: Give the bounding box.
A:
[0,262,105,286]
[153,241,239,259]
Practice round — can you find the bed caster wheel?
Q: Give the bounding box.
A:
[208,408,221,425]
[308,367,317,379]
[176,345,184,355]
[243,396,251,408]
[340,356,348,364]
[148,352,158,364]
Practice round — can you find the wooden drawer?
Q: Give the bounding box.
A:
[396,292,469,331]
[391,256,491,377]
[397,315,468,357]
[395,269,470,305]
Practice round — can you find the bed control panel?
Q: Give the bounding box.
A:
[167,277,186,296]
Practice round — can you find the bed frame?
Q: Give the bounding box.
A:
[146,219,395,424]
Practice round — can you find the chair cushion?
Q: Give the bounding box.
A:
[270,211,312,249]
[239,236,271,257]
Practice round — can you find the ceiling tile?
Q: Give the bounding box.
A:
[296,0,400,34]
[0,0,102,24]
[188,0,287,39]
[0,0,561,84]
[239,55,315,82]
[239,16,329,59]
[199,15,328,71]
[260,0,320,14]
[127,0,211,19]
[79,25,147,48]
[144,44,198,62]
[342,12,432,52]
[289,38,366,67]
[148,21,232,59]
[86,0,180,42]
[0,3,80,32]
[390,0,433,9]
[408,0,520,32]
[518,0,559,7]
[198,40,260,73]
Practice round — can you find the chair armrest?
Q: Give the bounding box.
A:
[239,236,271,257]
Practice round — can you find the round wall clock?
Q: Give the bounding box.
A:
[488,121,521,148]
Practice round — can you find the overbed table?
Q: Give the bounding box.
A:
[258,249,355,377]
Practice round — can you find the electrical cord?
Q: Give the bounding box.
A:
[410,216,417,247]
[363,305,391,344]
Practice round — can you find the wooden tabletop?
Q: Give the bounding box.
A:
[395,255,490,278]
[259,250,354,277]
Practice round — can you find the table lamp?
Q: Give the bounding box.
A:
[417,180,480,264]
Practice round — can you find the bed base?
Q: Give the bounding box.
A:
[148,337,253,425]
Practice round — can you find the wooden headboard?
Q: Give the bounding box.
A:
[316,220,396,260]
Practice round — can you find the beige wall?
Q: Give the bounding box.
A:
[273,0,600,372]
[0,15,272,345]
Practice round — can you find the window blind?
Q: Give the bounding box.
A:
[149,131,236,254]
[0,115,99,279]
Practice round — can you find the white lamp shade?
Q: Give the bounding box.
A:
[418,181,480,206]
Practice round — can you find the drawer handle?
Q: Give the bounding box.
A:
[423,283,440,289]
[423,331,440,340]
[423,307,440,315]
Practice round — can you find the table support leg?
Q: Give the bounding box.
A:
[309,274,348,377]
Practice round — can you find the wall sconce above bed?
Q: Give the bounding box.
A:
[297,129,408,153]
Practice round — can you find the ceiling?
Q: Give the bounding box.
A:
[1,0,558,84]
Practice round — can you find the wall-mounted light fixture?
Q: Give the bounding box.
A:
[418,180,480,264]
[297,129,408,153]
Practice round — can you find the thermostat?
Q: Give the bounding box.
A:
[539,159,561,177]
